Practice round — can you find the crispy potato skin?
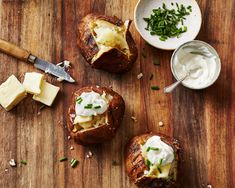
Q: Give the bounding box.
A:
[78,13,138,73]
[68,86,125,145]
[125,133,180,188]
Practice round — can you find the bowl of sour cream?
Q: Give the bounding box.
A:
[171,40,221,89]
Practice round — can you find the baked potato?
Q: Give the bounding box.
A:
[67,86,125,145]
[77,13,138,73]
[125,133,180,188]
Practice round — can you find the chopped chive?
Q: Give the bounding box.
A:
[151,86,160,90]
[71,158,79,168]
[157,166,162,173]
[159,158,163,165]
[149,74,154,80]
[146,159,152,169]
[112,160,118,166]
[20,160,27,165]
[153,59,160,66]
[76,97,83,104]
[94,105,101,109]
[147,147,159,152]
[143,3,192,41]
[84,104,93,109]
[142,52,147,58]
[59,157,68,162]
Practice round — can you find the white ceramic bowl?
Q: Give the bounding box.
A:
[134,0,202,50]
[171,40,221,90]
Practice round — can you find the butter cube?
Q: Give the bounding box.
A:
[23,72,44,94]
[33,81,59,106]
[0,75,27,111]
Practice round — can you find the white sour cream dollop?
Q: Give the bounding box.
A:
[142,136,174,166]
[75,91,108,117]
[173,45,218,89]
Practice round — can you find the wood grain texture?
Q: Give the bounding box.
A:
[0,0,234,188]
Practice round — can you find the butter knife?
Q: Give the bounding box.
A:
[0,39,75,83]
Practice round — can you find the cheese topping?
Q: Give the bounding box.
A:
[142,136,174,178]
[89,19,130,63]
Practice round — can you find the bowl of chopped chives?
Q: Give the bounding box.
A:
[134,0,202,50]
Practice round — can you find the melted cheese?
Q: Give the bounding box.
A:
[89,19,130,63]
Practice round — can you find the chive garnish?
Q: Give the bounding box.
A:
[142,52,147,58]
[159,158,163,165]
[20,160,27,165]
[76,97,83,104]
[153,59,160,65]
[146,159,152,169]
[84,104,93,109]
[151,86,160,90]
[94,105,101,109]
[146,147,159,152]
[71,158,79,168]
[112,160,118,166]
[143,3,192,41]
[59,157,68,162]
[157,166,162,173]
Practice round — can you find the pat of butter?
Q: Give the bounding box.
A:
[0,75,27,111]
[23,72,44,94]
[33,81,59,106]
[74,115,93,124]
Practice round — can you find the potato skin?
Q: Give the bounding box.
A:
[78,13,138,73]
[67,86,125,145]
[125,133,180,188]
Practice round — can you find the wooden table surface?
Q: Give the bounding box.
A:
[0,0,234,188]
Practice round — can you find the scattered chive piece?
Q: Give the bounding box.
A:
[151,86,160,90]
[147,147,159,152]
[143,3,192,41]
[59,157,68,162]
[20,160,27,165]
[71,158,79,168]
[94,105,101,109]
[112,160,118,166]
[153,59,160,66]
[142,52,147,58]
[159,158,163,165]
[157,166,162,173]
[76,97,83,104]
[149,74,154,80]
[146,159,152,169]
[84,104,93,109]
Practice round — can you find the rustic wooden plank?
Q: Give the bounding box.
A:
[0,0,234,188]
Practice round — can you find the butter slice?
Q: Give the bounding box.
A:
[33,81,59,106]
[0,75,27,111]
[23,72,44,94]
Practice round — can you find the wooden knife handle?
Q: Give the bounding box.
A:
[0,39,30,62]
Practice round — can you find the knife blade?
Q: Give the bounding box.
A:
[30,55,75,83]
[0,39,75,83]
